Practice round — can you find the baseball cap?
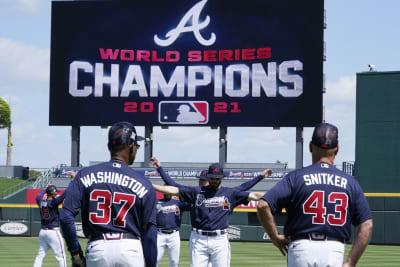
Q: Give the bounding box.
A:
[46,185,58,195]
[311,123,338,149]
[206,163,225,179]
[197,170,208,181]
[108,122,144,147]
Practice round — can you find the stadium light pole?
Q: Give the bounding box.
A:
[295,127,303,169]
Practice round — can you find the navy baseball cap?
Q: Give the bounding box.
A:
[311,123,338,149]
[207,163,225,179]
[108,122,144,147]
[197,170,208,181]
[46,185,58,194]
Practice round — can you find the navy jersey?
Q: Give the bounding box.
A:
[156,198,190,230]
[62,161,157,238]
[262,163,372,241]
[179,186,249,230]
[36,189,66,229]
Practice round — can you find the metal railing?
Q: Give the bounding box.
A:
[31,168,57,189]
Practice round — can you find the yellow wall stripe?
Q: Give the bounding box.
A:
[1,193,399,209]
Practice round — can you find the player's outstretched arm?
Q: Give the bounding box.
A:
[234,169,273,191]
[343,219,373,267]
[153,184,180,196]
[247,191,266,201]
[151,157,181,187]
[257,199,290,256]
[35,189,46,204]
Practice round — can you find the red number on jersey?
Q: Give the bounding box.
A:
[302,190,326,224]
[40,206,50,219]
[89,190,112,224]
[113,192,136,227]
[89,190,136,227]
[327,192,348,226]
[302,190,349,226]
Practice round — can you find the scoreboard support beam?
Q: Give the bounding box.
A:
[71,126,80,167]
[219,126,228,166]
[295,127,303,169]
[144,126,153,167]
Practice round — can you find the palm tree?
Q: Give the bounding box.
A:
[0,97,12,165]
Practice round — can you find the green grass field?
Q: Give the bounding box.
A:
[0,177,26,193]
[0,237,399,266]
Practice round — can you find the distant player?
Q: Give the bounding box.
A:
[60,122,157,267]
[150,157,271,192]
[257,123,373,267]
[156,193,190,267]
[33,184,67,267]
[153,163,270,267]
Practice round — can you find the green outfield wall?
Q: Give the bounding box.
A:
[356,71,400,244]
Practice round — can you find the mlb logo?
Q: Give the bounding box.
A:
[159,101,208,125]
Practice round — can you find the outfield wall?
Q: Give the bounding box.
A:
[356,71,400,245]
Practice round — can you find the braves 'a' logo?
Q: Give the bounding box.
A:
[154,0,215,47]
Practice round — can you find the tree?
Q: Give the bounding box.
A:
[0,97,12,165]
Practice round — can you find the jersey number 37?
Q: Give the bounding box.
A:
[89,189,136,228]
[302,190,348,226]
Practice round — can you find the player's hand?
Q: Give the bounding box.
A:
[342,262,354,267]
[70,171,77,180]
[71,252,86,267]
[261,169,273,178]
[271,234,290,256]
[150,157,161,168]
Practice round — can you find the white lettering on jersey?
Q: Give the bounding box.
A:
[195,195,230,209]
[157,204,180,214]
[80,172,148,198]
[303,173,347,189]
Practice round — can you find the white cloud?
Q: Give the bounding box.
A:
[0,38,49,87]
[0,0,46,15]
[325,75,356,104]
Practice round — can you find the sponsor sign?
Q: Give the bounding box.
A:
[227,225,241,240]
[50,0,323,126]
[0,222,28,235]
[142,169,289,179]
[75,223,85,238]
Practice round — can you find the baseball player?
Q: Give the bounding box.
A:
[150,157,271,192]
[257,123,373,267]
[156,193,190,267]
[33,184,67,267]
[60,122,157,267]
[153,163,269,267]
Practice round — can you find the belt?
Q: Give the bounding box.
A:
[193,228,227,236]
[291,233,345,243]
[42,227,59,230]
[89,232,139,242]
[158,229,177,234]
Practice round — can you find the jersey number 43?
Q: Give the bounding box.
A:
[89,189,136,228]
[302,190,348,226]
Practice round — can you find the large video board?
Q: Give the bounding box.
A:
[50,0,324,126]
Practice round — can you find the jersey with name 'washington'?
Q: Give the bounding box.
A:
[62,161,156,238]
[262,163,371,240]
[179,186,249,230]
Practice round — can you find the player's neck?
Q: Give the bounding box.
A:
[110,155,128,165]
[314,157,334,165]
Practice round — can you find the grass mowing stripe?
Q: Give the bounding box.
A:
[0,237,399,266]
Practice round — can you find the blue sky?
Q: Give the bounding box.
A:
[0,0,399,170]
